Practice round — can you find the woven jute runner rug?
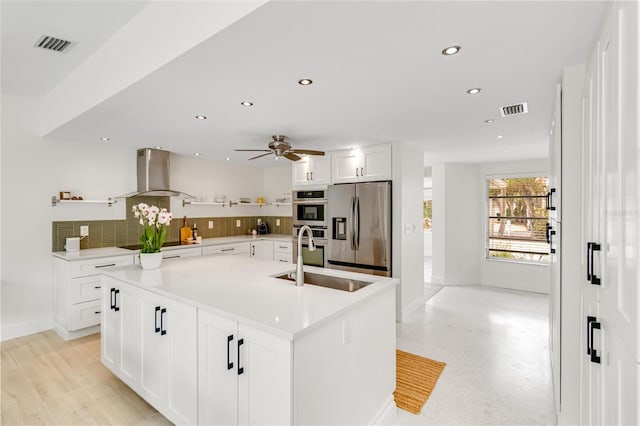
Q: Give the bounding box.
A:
[394,349,446,414]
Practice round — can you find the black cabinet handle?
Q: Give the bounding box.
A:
[546,188,556,211]
[164,255,180,259]
[154,306,161,333]
[227,335,234,370]
[113,289,120,311]
[546,223,550,243]
[160,308,167,335]
[94,285,101,289]
[586,315,596,355]
[590,243,601,285]
[110,288,115,310]
[95,263,116,269]
[549,229,556,254]
[94,311,101,315]
[355,168,359,177]
[221,248,235,252]
[589,320,601,364]
[252,245,255,256]
[237,338,244,375]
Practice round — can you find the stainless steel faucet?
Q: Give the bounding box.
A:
[295,225,316,286]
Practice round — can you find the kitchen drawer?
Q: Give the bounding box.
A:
[274,252,292,263]
[273,241,293,253]
[70,255,134,278]
[202,243,249,257]
[162,247,202,260]
[70,299,102,331]
[70,275,102,304]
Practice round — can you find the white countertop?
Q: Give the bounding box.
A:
[101,255,398,340]
[52,234,293,260]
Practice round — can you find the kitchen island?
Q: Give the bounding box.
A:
[100,255,398,425]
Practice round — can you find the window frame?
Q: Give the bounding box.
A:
[484,172,551,265]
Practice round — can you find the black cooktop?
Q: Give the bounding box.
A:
[119,241,183,250]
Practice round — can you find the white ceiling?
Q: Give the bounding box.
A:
[1,1,607,167]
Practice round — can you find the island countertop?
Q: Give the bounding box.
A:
[101,255,398,340]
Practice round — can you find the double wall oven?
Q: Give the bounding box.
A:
[292,190,328,267]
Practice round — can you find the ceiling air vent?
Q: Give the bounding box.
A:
[34,35,74,53]
[499,102,528,117]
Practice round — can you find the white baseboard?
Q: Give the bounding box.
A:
[53,323,100,341]
[1,317,53,342]
[401,296,428,322]
[370,395,397,425]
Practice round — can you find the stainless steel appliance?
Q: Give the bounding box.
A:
[122,148,193,197]
[293,225,327,267]
[327,181,391,276]
[292,189,327,227]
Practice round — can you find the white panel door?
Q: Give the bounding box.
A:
[139,290,168,410]
[237,324,292,425]
[549,83,562,221]
[117,282,140,390]
[581,294,602,426]
[549,220,561,413]
[101,279,119,371]
[310,155,331,185]
[331,150,360,183]
[250,240,274,260]
[361,145,391,181]
[292,157,312,187]
[198,310,239,426]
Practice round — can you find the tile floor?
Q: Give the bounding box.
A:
[395,284,556,425]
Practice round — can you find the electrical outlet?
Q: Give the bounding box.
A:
[257,218,261,224]
[208,220,214,229]
[276,219,281,226]
[80,225,89,237]
[236,219,241,228]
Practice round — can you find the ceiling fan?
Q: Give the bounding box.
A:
[234,135,325,161]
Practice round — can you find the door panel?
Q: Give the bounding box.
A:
[328,184,355,264]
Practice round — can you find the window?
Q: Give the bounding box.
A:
[487,177,549,262]
[423,199,432,230]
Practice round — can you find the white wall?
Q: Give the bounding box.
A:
[392,143,425,321]
[0,94,291,341]
[431,159,550,293]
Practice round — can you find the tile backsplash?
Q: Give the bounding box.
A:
[52,215,292,251]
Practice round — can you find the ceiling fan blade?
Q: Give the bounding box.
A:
[234,149,271,152]
[290,149,325,156]
[248,152,273,160]
[284,152,302,161]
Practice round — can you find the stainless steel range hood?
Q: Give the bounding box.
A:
[124,148,194,198]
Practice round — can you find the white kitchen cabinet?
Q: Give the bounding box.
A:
[101,276,140,391]
[273,240,293,263]
[331,144,391,183]
[292,155,331,188]
[139,289,197,425]
[198,310,292,426]
[577,2,640,425]
[161,246,202,260]
[250,240,273,260]
[53,253,134,340]
[203,242,250,257]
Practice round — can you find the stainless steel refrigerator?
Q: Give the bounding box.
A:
[327,181,391,276]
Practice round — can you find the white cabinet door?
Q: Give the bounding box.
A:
[162,246,202,260]
[101,277,140,391]
[237,324,292,425]
[198,310,239,426]
[549,83,562,221]
[361,145,391,181]
[331,145,391,183]
[331,150,360,183]
[250,240,274,260]
[203,242,250,257]
[581,293,602,426]
[292,156,331,187]
[139,290,197,425]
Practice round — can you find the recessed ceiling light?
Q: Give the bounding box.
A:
[466,88,481,95]
[99,137,110,141]
[441,45,461,56]
[194,152,201,157]
[155,146,163,149]
[225,157,230,161]
[241,101,254,106]
[298,79,313,85]
[496,135,504,139]
[195,115,207,120]
[484,119,495,124]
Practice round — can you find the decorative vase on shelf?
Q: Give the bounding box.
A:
[139,252,163,270]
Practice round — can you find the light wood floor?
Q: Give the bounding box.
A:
[1,330,171,425]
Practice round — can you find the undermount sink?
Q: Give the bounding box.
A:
[274,271,373,292]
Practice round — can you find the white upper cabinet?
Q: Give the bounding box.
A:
[331,145,391,183]
[292,155,331,188]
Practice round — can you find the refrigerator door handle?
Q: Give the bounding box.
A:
[349,196,356,251]
[355,196,360,250]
